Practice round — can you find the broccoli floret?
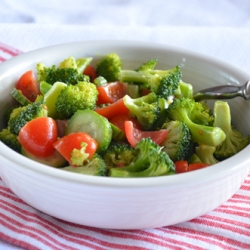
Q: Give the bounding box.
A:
[0,128,21,153]
[195,144,219,165]
[96,53,122,82]
[55,81,98,119]
[109,138,176,178]
[166,97,226,146]
[123,92,168,131]
[160,120,193,162]
[58,56,78,69]
[189,101,214,126]
[103,142,136,170]
[37,63,89,85]
[3,105,19,127]
[62,154,107,176]
[8,101,48,135]
[136,59,158,71]
[71,142,90,166]
[120,66,181,99]
[213,100,250,160]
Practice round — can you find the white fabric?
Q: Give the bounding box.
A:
[1,0,250,27]
[1,1,250,249]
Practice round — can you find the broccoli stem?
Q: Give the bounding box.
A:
[120,70,149,83]
[179,110,226,146]
[195,145,219,165]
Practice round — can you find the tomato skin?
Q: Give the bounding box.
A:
[95,98,129,120]
[83,65,97,82]
[110,113,141,132]
[16,70,40,102]
[174,160,209,173]
[97,81,128,104]
[188,163,209,171]
[18,117,58,157]
[124,121,168,148]
[174,160,189,173]
[53,132,98,165]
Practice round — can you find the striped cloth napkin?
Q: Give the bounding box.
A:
[0,42,250,250]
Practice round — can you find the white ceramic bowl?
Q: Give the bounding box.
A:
[0,41,250,229]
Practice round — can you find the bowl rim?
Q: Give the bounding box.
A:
[0,40,250,188]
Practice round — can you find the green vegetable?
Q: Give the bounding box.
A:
[188,153,202,164]
[55,81,98,119]
[93,76,108,86]
[174,80,193,99]
[57,55,93,74]
[136,59,158,71]
[65,109,112,154]
[120,65,181,99]
[123,92,168,131]
[58,56,78,69]
[96,53,122,82]
[62,154,107,176]
[8,101,48,135]
[195,144,219,165]
[0,128,21,153]
[21,147,67,168]
[40,81,53,95]
[103,142,136,169]
[44,81,67,118]
[109,138,176,177]
[110,123,126,142]
[166,97,226,146]
[213,100,250,160]
[160,120,193,162]
[70,142,90,166]
[10,88,31,106]
[37,63,89,85]
[76,57,93,74]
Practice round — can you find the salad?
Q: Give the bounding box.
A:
[0,53,249,177]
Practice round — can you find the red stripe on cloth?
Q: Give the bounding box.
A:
[215,207,250,218]
[88,227,204,250]
[54,216,202,250]
[218,204,250,212]
[164,224,250,249]
[158,227,234,249]
[0,56,6,62]
[232,194,250,201]
[0,188,28,206]
[191,217,250,238]
[0,182,196,250]
[0,42,22,56]
[0,232,40,250]
[243,179,250,184]
[0,217,69,250]
[203,214,250,230]
[238,184,250,191]
[0,200,149,250]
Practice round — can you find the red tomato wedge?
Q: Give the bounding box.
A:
[174,160,209,173]
[188,163,209,171]
[97,81,128,104]
[83,65,97,82]
[53,132,98,166]
[18,117,58,157]
[124,121,168,148]
[174,160,189,173]
[110,113,141,132]
[16,70,41,102]
[95,98,129,120]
